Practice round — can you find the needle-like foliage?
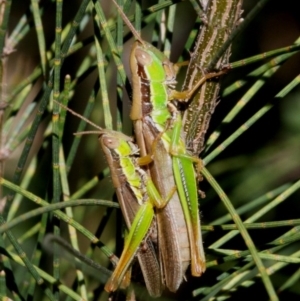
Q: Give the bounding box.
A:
[0,1,299,300]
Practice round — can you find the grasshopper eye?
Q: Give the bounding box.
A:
[135,48,152,67]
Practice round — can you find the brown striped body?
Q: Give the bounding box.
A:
[100,131,163,297]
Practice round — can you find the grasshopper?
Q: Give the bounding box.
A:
[55,103,170,296]
[100,129,190,295]
[111,0,225,291]
[100,129,175,296]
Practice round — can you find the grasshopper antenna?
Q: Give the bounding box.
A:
[111,0,145,45]
[53,100,103,132]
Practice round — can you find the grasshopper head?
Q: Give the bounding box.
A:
[99,130,138,157]
[130,41,177,85]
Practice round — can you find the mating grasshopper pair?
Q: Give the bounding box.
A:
[100,0,224,297]
[59,0,224,297]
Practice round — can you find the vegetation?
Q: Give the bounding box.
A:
[0,0,299,300]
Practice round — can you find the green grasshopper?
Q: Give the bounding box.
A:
[99,129,174,296]
[99,128,190,295]
[55,103,171,296]
[112,0,225,291]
